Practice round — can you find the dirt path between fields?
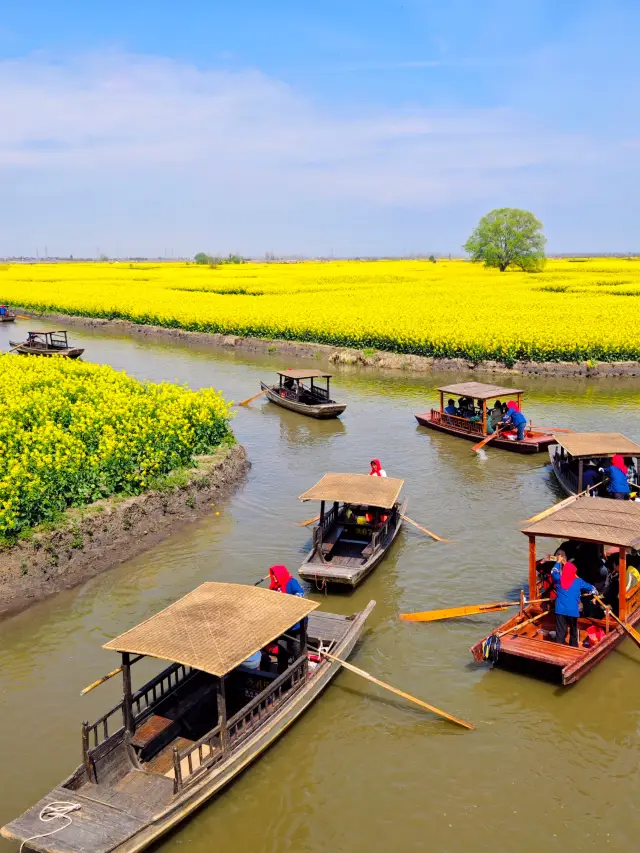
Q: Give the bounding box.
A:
[16,309,640,377]
[0,445,250,621]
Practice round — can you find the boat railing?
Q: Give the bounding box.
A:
[82,662,195,771]
[626,583,640,616]
[131,662,194,720]
[314,506,338,549]
[172,654,308,794]
[430,409,484,436]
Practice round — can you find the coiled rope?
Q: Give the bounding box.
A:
[18,802,81,853]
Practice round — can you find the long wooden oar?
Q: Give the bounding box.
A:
[592,594,640,648]
[529,425,573,433]
[472,428,502,453]
[400,597,551,622]
[319,648,474,730]
[497,610,547,637]
[525,481,604,525]
[16,315,30,321]
[401,514,448,543]
[6,343,25,354]
[298,515,320,527]
[236,390,266,407]
[80,654,144,695]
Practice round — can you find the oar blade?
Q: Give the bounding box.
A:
[400,602,515,622]
[236,390,266,407]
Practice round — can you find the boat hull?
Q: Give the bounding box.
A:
[9,341,84,359]
[299,500,406,588]
[1,603,375,853]
[261,383,346,419]
[0,315,16,322]
[415,412,554,454]
[548,446,578,496]
[470,605,640,685]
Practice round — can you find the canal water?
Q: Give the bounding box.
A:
[1,320,640,853]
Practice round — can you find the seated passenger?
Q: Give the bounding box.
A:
[582,462,599,493]
[599,455,630,500]
[444,398,458,416]
[551,555,597,647]
[625,457,637,487]
[502,400,527,441]
[242,650,263,670]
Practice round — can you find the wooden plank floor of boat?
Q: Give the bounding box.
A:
[307,611,352,640]
[500,635,585,665]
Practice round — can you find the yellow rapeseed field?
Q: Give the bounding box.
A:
[0,357,233,536]
[1,258,639,363]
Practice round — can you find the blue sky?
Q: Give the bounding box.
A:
[1,0,638,257]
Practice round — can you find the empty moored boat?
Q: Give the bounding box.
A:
[298,473,406,588]
[260,370,346,419]
[549,432,640,496]
[415,381,555,454]
[471,497,640,685]
[10,330,84,358]
[1,582,375,853]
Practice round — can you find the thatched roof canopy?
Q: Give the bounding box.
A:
[521,496,640,548]
[277,369,331,380]
[104,583,318,677]
[436,382,524,400]
[552,433,640,459]
[299,473,404,509]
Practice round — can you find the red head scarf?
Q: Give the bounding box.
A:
[370,459,382,476]
[269,565,292,592]
[506,400,519,412]
[560,561,578,590]
[612,454,628,475]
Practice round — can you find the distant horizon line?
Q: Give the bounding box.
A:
[1,253,639,263]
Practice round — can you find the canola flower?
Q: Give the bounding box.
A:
[0,357,233,536]
[1,258,640,363]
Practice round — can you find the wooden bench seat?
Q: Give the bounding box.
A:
[131,715,174,749]
[321,526,344,555]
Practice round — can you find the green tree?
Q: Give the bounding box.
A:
[194,252,211,265]
[463,208,547,272]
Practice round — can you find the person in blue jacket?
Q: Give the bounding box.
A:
[502,399,527,441]
[552,555,597,646]
[600,455,630,500]
[444,398,458,416]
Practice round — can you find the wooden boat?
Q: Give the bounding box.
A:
[298,473,406,587]
[1,582,375,853]
[549,432,640,496]
[10,330,84,358]
[415,381,555,454]
[470,496,640,684]
[0,309,16,322]
[260,369,346,419]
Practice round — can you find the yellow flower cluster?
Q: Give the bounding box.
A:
[1,257,640,363]
[0,357,233,536]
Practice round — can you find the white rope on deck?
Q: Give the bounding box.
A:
[18,801,82,853]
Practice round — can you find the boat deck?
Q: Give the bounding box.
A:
[415,411,554,454]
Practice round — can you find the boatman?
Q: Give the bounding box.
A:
[502,400,527,441]
[369,459,387,477]
[551,554,597,647]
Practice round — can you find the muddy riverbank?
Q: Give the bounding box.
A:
[16,309,640,377]
[0,445,249,620]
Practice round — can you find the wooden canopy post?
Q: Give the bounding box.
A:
[528,535,537,599]
[619,547,628,622]
[299,619,308,677]
[482,400,487,435]
[310,377,314,397]
[439,391,444,413]
[320,501,325,523]
[217,676,229,753]
[578,459,584,492]
[326,376,331,399]
[121,652,135,735]
[517,393,522,412]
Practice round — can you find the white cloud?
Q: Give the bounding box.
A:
[0,50,636,255]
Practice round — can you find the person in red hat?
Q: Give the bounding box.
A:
[551,555,597,646]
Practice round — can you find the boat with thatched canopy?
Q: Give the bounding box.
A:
[470,497,640,684]
[414,381,555,453]
[260,369,346,419]
[1,583,375,853]
[10,330,84,358]
[549,432,640,496]
[298,473,406,588]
